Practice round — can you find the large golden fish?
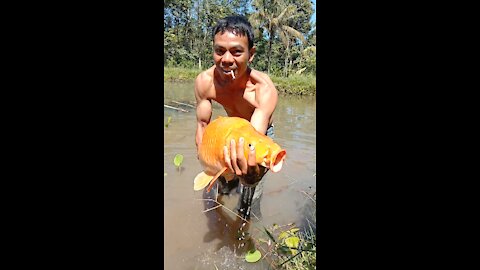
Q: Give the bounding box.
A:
[194,116,287,191]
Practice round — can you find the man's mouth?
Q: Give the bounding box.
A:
[222,69,236,79]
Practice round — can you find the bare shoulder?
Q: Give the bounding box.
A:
[194,66,215,98]
[249,69,278,99]
[249,69,275,86]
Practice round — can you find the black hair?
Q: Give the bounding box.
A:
[212,15,254,49]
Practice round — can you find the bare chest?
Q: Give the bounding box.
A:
[212,87,257,119]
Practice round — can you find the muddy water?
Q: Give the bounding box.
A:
[164,82,316,270]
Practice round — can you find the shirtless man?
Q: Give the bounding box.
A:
[194,15,279,219]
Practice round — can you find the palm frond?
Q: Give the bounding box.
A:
[278,31,289,47]
[281,25,306,43]
[276,5,296,22]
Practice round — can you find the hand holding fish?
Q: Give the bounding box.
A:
[223,137,262,185]
[193,117,285,192]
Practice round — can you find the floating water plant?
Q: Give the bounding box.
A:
[245,249,262,263]
[284,236,300,255]
[173,154,184,169]
[165,116,172,127]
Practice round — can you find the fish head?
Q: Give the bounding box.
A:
[246,137,286,173]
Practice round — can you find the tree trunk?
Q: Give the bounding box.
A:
[267,28,273,74]
[197,0,202,70]
[289,58,292,75]
[284,38,290,77]
[299,43,304,70]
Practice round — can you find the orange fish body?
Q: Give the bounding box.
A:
[194,116,286,191]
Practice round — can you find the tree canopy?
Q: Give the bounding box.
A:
[164,0,316,76]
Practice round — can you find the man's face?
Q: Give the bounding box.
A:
[213,30,254,80]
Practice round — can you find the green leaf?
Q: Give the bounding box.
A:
[173,154,184,167]
[284,236,300,249]
[279,231,289,240]
[245,250,261,263]
[165,116,172,127]
[288,228,300,234]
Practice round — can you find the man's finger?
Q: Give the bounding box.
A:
[245,145,260,185]
[230,139,242,175]
[247,145,257,167]
[237,137,247,174]
[224,146,234,173]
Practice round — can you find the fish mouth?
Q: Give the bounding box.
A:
[270,149,286,172]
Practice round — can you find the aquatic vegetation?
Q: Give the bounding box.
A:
[165,116,172,128]
[252,190,316,269]
[173,154,184,169]
[199,189,316,269]
[245,249,262,263]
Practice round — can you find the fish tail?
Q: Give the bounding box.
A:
[194,167,228,192]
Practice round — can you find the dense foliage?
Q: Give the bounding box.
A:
[164,0,316,77]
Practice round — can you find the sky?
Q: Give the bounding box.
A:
[311,0,316,23]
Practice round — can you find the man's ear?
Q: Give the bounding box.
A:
[248,46,256,63]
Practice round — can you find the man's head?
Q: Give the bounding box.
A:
[212,15,254,49]
[212,15,256,81]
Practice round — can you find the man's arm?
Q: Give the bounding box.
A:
[194,74,213,153]
[225,71,278,178]
[249,71,278,134]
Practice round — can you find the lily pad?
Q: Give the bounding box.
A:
[245,249,261,263]
[173,154,184,167]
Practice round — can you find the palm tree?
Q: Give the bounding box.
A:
[250,0,306,75]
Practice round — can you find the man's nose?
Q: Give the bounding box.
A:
[222,51,234,65]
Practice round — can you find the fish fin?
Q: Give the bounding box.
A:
[194,172,214,191]
[206,167,228,192]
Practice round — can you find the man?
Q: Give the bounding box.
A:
[194,15,279,220]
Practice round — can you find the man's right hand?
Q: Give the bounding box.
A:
[223,137,263,185]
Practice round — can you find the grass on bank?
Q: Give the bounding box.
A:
[164,67,316,96]
[257,191,316,269]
